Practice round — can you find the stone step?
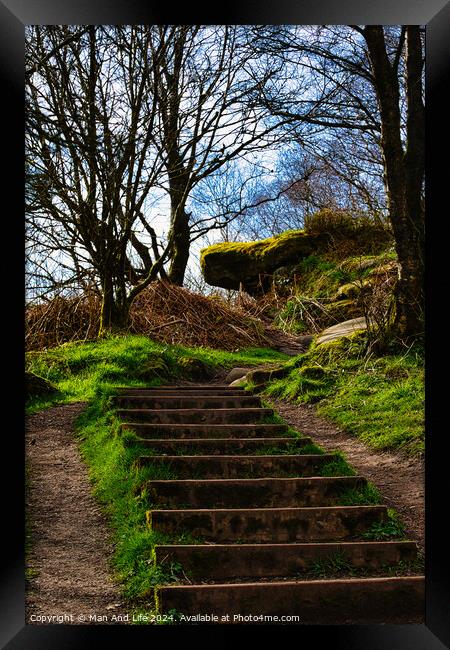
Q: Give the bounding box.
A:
[123,423,288,439]
[117,395,262,410]
[117,389,247,397]
[145,476,366,508]
[134,437,313,455]
[156,576,424,624]
[138,454,338,477]
[148,505,388,543]
[154,540,419,580]
[117,407,273,424]
[117,385,245,392]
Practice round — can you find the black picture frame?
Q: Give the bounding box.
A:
[2,1,449,647]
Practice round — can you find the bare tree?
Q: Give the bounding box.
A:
[26,25,293,318]
[247,25,424,341]
[142,25,292,285]
[26,26,171,332]
[360,26,424,341]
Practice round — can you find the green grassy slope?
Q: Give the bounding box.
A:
[264,332,424,456]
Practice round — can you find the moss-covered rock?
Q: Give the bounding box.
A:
[334,279,372,301]
[246,365,289,387]
[299,364,332,380]
[229,377,248,387]
[326,299,363,323]
[177,357,212,381]
[25,371,58,398]
[316,317,367,346]
[200,230,329,294]
[337,256,382,273]
[226,367,251,383]
[135,354,170,381]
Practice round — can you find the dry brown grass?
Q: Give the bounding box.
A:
[25,282,272,352]
[25,293,101,351]
[128,281,270,350]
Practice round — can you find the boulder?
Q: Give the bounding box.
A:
[225,367,251,383]
[325,299,362,323]
[178,357,212,381]
[316,317,367,346]
[299,365,332,380]
[246,365,289,387]
[334,278,373,301]
[135,354,170,381]
[229,377,248,387]
[25,371,58,398]
[200,230,329,294]
[294,335,315,350]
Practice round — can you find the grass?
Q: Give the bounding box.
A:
[26,334,288,414]
[71,392,206,618]
[264,332,424,456]
[318,355,424,455]
[337,481,383,505]
[25,334,289,620]
[307,551,423,580]
[319,452,356,477]
[362,508,406,540]
[25,330,416,619]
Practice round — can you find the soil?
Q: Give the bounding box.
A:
[25,403,129,625]
[269,398,425,555]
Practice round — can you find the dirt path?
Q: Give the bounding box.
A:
[25,403,128,625]
[269,399,425,555]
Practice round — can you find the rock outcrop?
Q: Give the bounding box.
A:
[25,371,58,398]
[200,230,329,294]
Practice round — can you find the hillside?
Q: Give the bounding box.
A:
[26,229,423,458]
[25,238,425,627]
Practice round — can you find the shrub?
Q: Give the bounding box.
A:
[304,208,393,257]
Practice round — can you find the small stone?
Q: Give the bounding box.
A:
[225,367,250,383]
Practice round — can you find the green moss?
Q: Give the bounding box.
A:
[201,229,306,262]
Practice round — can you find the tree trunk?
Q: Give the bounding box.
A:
[98,273,130,335]
[363,26,424,342]
[167,207,190,285]
[166,171,191,286]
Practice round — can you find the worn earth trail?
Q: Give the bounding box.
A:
[25,403,128,625]
[269,399,425,554]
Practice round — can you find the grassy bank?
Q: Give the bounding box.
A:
[25,335,290,619]
[26,334,289,414]
[263,331,424,456]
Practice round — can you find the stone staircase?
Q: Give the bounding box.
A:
[116,384,424,624]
